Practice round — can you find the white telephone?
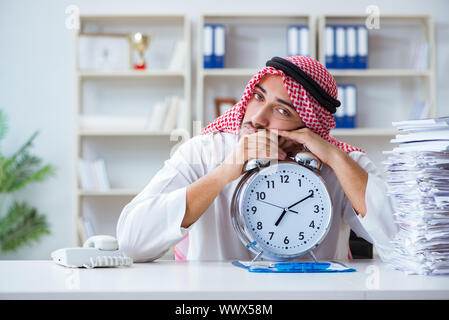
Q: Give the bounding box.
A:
[51,235,133,269]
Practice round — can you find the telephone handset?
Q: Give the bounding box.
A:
[51,235,133,268]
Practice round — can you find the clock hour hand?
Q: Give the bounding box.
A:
[287,190,314,210]
[274,209,287,227]
[256,199,298,214]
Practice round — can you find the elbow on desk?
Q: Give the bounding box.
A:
[116,232,165,263]
[115,209,159,263]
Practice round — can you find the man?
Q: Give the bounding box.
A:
[116,56,398,262]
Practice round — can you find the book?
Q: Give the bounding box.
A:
[325,26,335,68]
[334,84,357,128]
[325,25,368,69]
[148,100,168,132]
[168,40,186,71]
[344,85,357,128]
[335,26,346,69]
[346,26,357,68]
[162,96,180,132]
[334,85,345,127]
[356,25,368,69]
[287,25,310,57]
[203,24,214,68]
[214,24,226,68]
[78,159,111,191]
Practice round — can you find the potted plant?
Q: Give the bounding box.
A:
[0,110,55,254]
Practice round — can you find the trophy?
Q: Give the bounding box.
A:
[128,32,150,70]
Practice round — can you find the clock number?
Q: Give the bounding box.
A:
[256,192,266,200]
[298,232,304,240]
[257,221,263,230]
[309,220,315,228]
[309,190,314,196]
[284,236,289,244]
[314,205,319,213]
[298,179,301,187]
[268,232,274,240]
[280,175,289,183]
[251,206,257,214]
[266,180,275,189]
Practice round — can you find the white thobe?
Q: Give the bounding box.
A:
[116,132,398,262]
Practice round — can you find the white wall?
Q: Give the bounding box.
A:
[0,0,448,259]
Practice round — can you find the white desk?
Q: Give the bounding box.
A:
[0,260,448,299]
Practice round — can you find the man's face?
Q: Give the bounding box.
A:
[239,74,305,137]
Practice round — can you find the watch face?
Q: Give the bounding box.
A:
[239,162,332,258]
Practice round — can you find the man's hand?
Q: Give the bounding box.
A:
[277,127,368,217]
[277,127,341,165]
[218,129,287,183]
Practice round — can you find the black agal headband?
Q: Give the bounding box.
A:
[266,56,341,114]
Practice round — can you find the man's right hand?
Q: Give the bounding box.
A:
[218,129,287,183]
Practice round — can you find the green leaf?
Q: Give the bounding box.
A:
[3,131,39,172]
[0,201,51,253]
[2,152,55,193]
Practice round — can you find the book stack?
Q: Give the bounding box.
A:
[382,117,449,275]
[286,25,310,57]
[203,24,226,68]
[148,96,183,133]
[78,159,111,191]
[334,84,357,128]
[325,25,368,69]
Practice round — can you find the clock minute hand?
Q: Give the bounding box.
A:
[287,191,314,210]
[257,199,298,214]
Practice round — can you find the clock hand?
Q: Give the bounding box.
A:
[256,199,298,214]
[287,190,314,210]
[274,209,287,227]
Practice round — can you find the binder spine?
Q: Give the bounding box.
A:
[356,25,368,69]
[299,26,309,57]
[214,24,226,68]
[203,24,214,68]
[344,85,357,128]
[325,25,335,68]
[287,25,299,56]
[335,26,346,69]
[346,25,357,69]
[335,85,345,128]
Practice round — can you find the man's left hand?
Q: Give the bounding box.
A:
[277,127,341,166]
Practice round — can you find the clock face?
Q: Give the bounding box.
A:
[240,162,332,258]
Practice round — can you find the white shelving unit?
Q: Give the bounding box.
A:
[197,13,314,127]
[316,14,435,167]
[73,14,191,246]
[318,14,436,137]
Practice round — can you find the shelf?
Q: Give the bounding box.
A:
[78,129,174,137]
[330,128,398,136]
[78,189,139,197]
[201,68,431,78]
[77,70,186,78]
[329,69,431,77]
[201,68,259,77]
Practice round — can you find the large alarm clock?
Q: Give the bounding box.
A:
[230,153,333,262]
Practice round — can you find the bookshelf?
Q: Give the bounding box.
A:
[74,14,191,246]
[197,13,314,127]
[318,14,436,131]
[197,13,435,164]
[316,14,435,169]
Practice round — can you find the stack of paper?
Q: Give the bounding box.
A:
[382,117,449,275]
